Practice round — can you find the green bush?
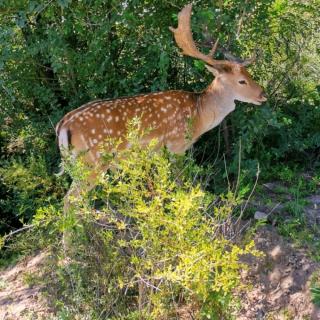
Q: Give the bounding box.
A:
[1,1,318,314]
[31,121,260,319]
[1,1,320,233]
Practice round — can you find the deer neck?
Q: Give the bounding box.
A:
[193,79,235,137]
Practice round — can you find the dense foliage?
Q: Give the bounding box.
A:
[0,0,319,317]
[1,0,319,234]
[25,122,259,319]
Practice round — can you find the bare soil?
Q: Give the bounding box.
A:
[0,251,52,320]
[236,226,320,320]
[1,186,319,319]
[1,226,319,319]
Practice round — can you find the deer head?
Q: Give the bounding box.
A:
[169,4,267,106]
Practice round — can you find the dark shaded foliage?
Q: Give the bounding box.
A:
[0,0,319,235]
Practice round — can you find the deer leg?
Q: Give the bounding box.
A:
[62,169,101,254]
[63,170,100,210]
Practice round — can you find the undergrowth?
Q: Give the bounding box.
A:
[5,120,261,319]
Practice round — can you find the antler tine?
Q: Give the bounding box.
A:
[169,4,222,66]
[241,47,261,66]
[240,54,256,66]
[203,33,240,63]
[203,27,219,57]
[220,48,243,63]
[208,38,219,57]
[203,27,256,66]
[221,47,255,66]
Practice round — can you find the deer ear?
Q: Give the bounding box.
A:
[205,64,232,76]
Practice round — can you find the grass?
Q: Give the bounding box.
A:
[311,272,320,307]
[252,166,320,261]
[0,278,7,290]
[0,250,22,270]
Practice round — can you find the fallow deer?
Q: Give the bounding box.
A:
[56,4,267,209]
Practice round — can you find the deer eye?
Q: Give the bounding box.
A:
[239,80,247,85]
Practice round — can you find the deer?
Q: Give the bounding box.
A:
[56,3,267,212]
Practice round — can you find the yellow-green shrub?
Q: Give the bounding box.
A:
[34,120,260,319]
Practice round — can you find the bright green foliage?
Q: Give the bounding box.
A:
[1,0,320,233]
[311,286,320,307]
[0,1,319,315]
[34,121,260,319]
[0,0,319,315]
[311,272,320,307]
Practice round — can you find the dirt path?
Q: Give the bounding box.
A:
[0,252,52,319]
[237,226,320,320]
[0,229,319,319]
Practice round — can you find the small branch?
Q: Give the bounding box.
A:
[222,120,230,157]
[234,162,261,233]
[3,225,34,242]
[139,277,161,292]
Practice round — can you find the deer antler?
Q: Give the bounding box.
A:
[203,28,256,66]
[170,4,256,67]
[169,4,224,66]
